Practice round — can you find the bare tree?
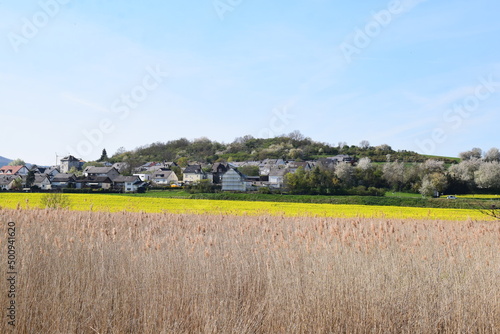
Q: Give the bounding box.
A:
[359,140,370,149]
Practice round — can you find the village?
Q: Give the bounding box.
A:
[0,154,354,193]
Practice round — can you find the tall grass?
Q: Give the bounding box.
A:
[1,208,499,333]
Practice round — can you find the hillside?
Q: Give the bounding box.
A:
[109,132,458,167]
[0,156,12,167]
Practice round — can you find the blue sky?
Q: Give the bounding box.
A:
[1,0,500,165]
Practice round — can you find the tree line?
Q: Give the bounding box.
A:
[284,147,500,196]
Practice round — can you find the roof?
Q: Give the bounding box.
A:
[113,175,141,183]
[211,162,228,173]
[184,165,203,174]
[269,167,289,177]
[153,170,174,178]
[76,176,113,183]
[51,173,76,182]
[0,165,25,175]
[0,175,18,185]
[84,166,118,174]
[287,161,310,169]
[61,155,80,162]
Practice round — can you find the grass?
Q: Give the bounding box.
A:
[1,208,498,333]
[0,192,493,221]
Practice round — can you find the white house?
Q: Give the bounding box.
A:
[183,165,207,184]
[113,175,144,192]
[268,168,289,188]
[152,170,178,185]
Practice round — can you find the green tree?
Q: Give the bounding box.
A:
[238,165,259,176]
[177,157,188,168]
[98,149,109,162]
[26,170,36,188]
[8,158,26,166]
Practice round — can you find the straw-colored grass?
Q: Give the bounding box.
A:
[0,208,498,333]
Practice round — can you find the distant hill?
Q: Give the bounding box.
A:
[0,156,12,167]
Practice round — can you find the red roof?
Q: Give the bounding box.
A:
[0,165,25,175]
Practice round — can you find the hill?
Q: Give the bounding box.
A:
[0,156,12,167]
[109,132,458,167]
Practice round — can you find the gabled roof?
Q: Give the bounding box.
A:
[76,176,113,183]
[0,175,19,186]
[0,165,25,175]
[61,155,80,162]
[269,167,289,177]
[113,175,141,183]
[153,170,175,178]
[51,173,76,182]
[184,165,203,174]
[211,162,228,173]
[84,166,118,174]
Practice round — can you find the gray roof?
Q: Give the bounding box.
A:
[113,175,141,183]
[0,175,18,186]
[269,168,289,177]
[84,166,117,174]
[153,170,175,178]
[51,173,76,182]
[184,165,203,174]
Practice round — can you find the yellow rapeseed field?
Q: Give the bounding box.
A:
[0,193,490,220]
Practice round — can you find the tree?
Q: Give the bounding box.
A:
[459,148,482,160]
[383,161,405,191]
[8,158,25,166]
[359,140,370,149]
[238,165,260,176]
[98,149,109,162]
[11,177,23,191]
[26,170,36,188]
[419,173,447,197]
[474,161,500,190]
[484,147,500,162]
[335,163,354,188]
[177,157,188,168]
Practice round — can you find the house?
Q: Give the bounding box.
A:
[222,168,247,192]
[0,175,20,190]
[211,162,228,184]
[60,155,83,173]
[83,166,120,180]
[75,176,113,189]
[259,159,286,176]
[0,165,29,176]
[151,169,179,185]
[39,167,60,179]
[133,173,151,182]
[268,167,290,188]
[50,173,76,189]
[183,165,207,184]
[329,155,354,164]
[113,175,144,192]
[20,174,51,190]
[287,161,312,173]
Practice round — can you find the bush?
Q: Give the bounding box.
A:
[40,193,71,209]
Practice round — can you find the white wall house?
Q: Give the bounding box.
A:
[152,170,178,185]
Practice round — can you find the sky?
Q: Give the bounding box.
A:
[1,0,500,166]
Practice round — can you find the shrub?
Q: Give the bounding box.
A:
[40,193,71,209]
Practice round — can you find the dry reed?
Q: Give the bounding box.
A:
[1,208,499,333]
